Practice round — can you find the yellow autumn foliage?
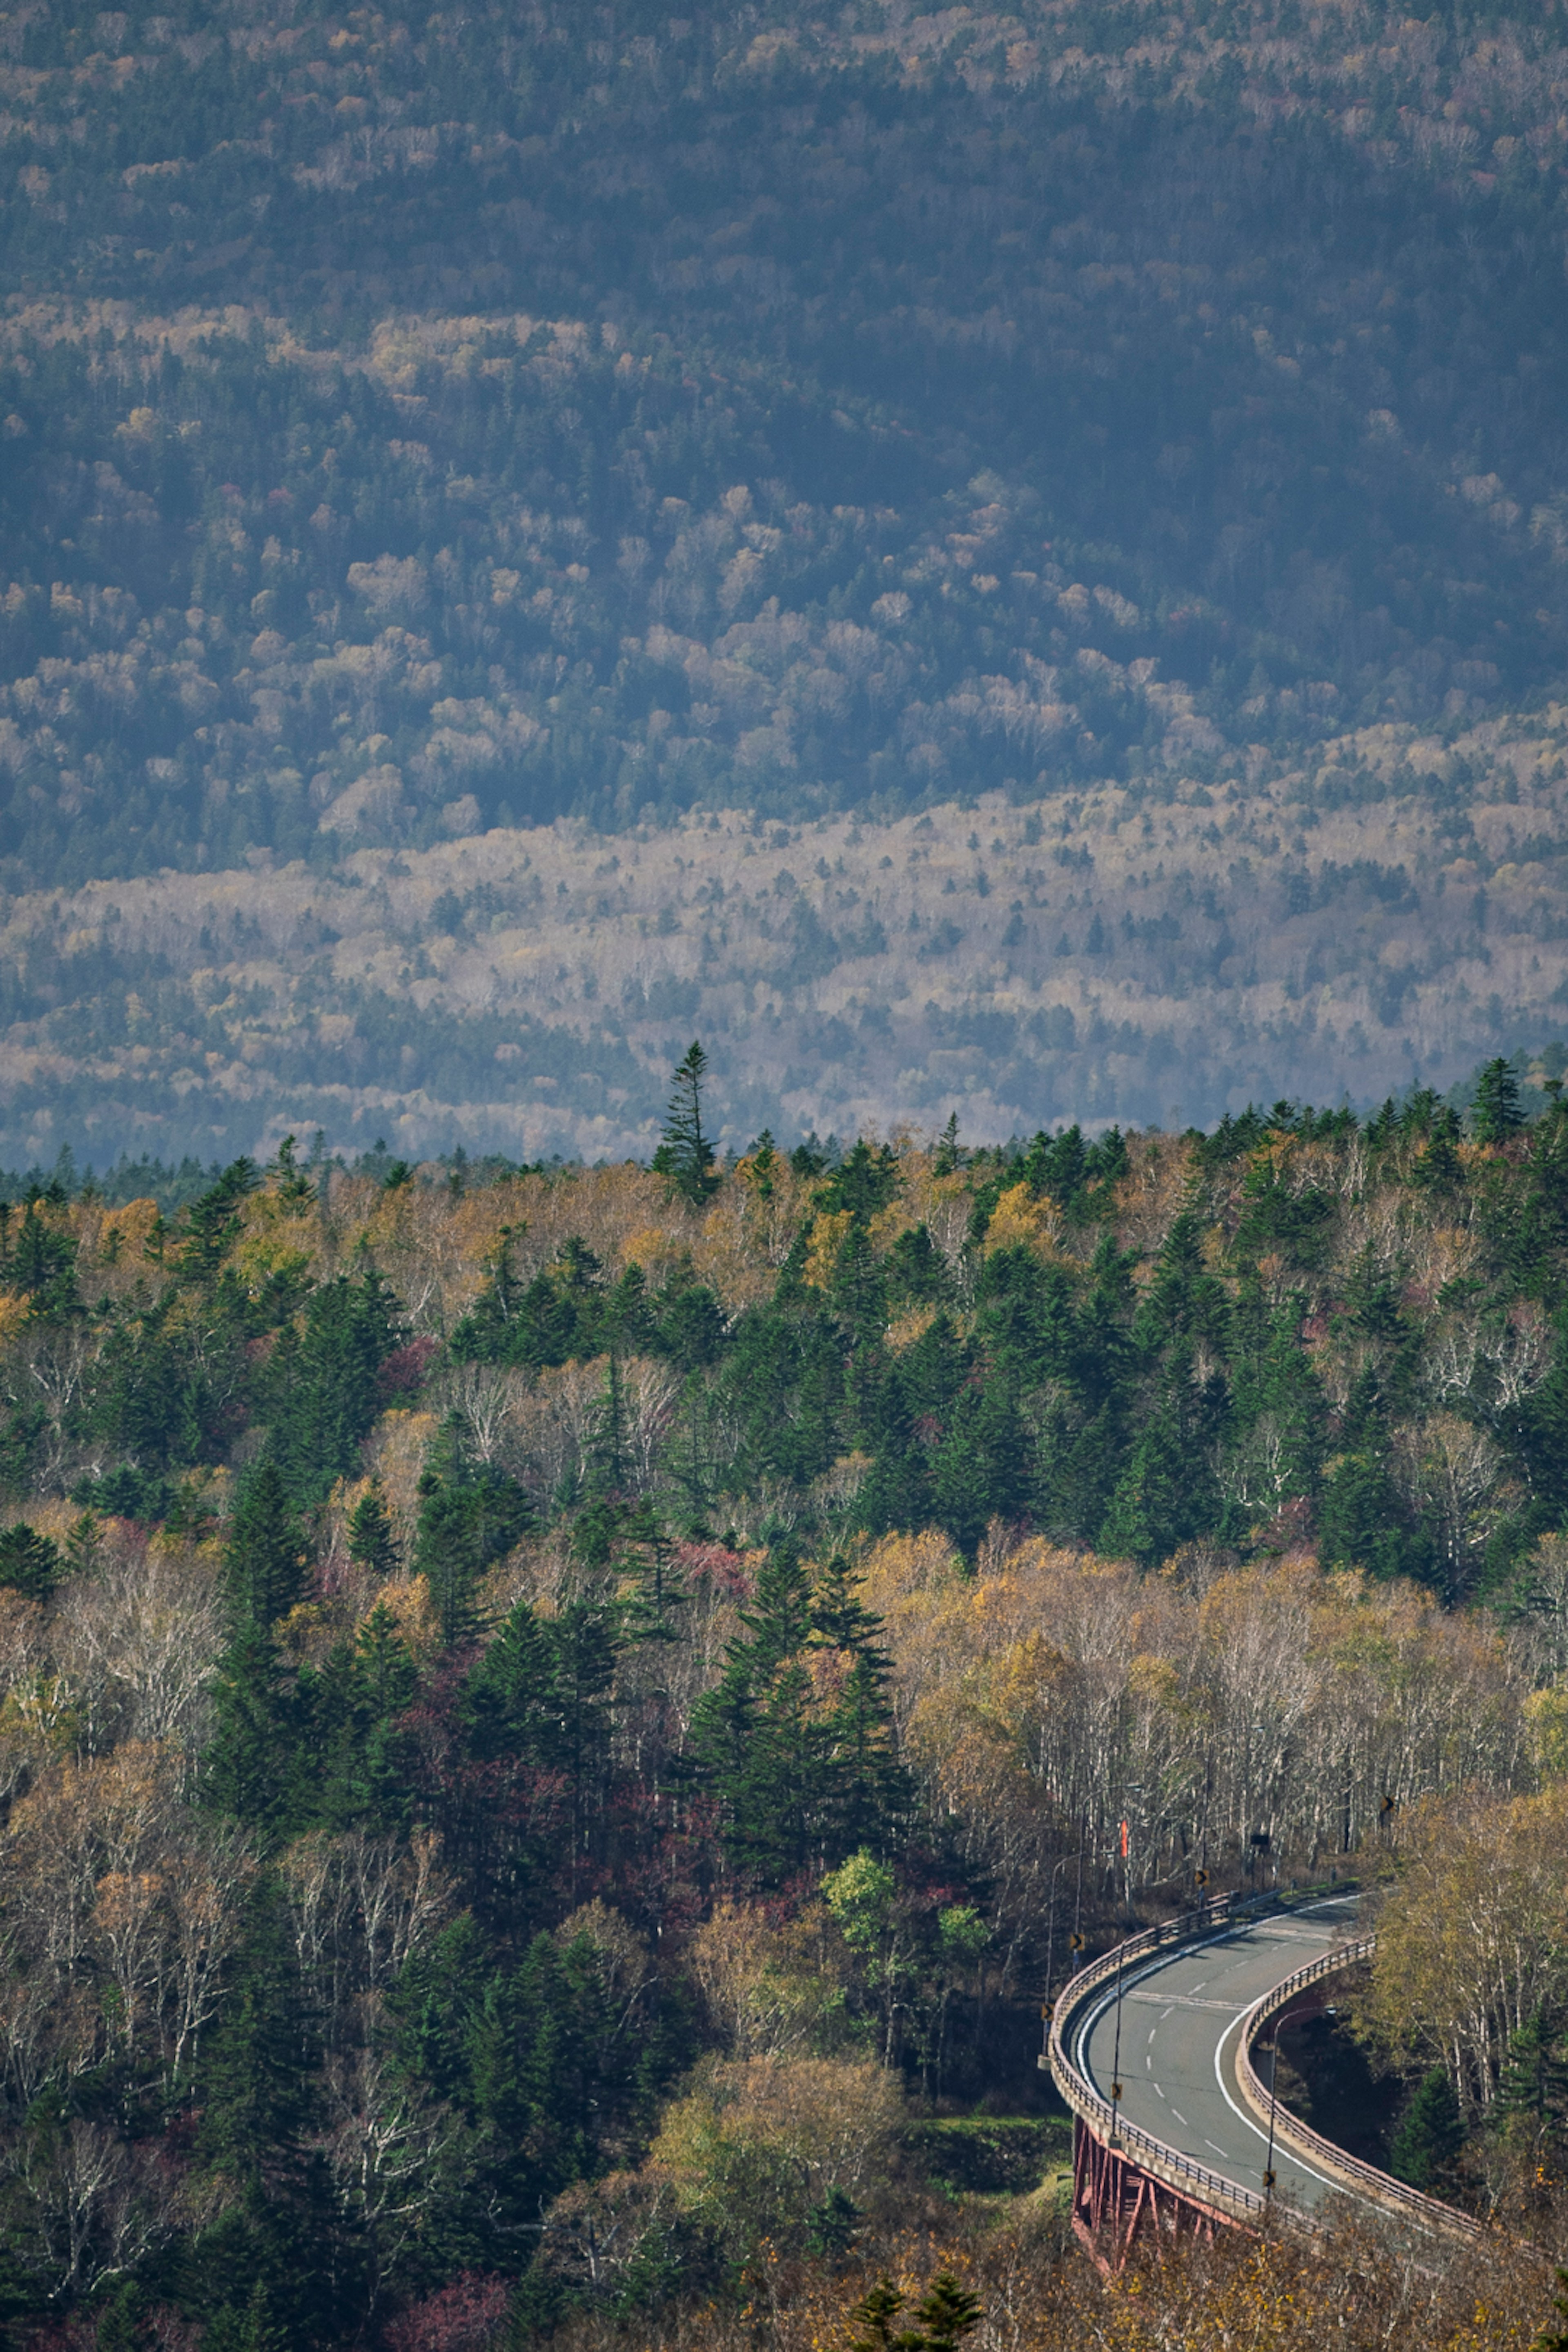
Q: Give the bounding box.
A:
[95,1196,162,1262]
[804,1208,853,1289]
[983,1180,1064,1257]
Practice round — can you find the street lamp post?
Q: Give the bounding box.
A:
[1043,1836,1089,2009]
[1262,2017,1281,2203]
[1109,1921,1127,2143]
[1108,1804,1135,2140]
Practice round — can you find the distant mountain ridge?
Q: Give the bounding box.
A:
[2,723,1566,1167]
[2,0,1568,1146]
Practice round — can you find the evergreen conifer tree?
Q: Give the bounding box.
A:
[547,1600,621,1864]
[462,1599,558,1764]
[1494,2007,1568,2150]
[584,1350,630,1495]
[450,1229,523,1364]
[652,1042,719,1205]
[1474,1056,1525,1145]
[223,1456,307,1634]
[346,1479,399,1579]
[746,1129,779,1199]
[191,1886,346,2343]
[269,1267,403,1509]
[617,1501,686,1648]
[268,1135,315,1207]
[692,1543,904,1880]
[304,1599,418,1832]
[181,1158,261,1284]
[1388,2065,1465,2190]
[205,1622,297,1834]
[413,1417,533,1648]
[0,1521,59,1601]
[846,2273,982,2352]
[1098,1379,1221,1567]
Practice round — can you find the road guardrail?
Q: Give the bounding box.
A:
[1236,1937,1482,2241]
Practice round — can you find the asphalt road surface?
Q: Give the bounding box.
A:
[1069,1896,1365,2214]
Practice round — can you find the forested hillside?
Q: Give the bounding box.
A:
[0,1078,1566,2339]
[5,764,1568,1169]
[3,0,1568,1146]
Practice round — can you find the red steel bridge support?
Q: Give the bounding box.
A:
[1070,2118,1233,2270]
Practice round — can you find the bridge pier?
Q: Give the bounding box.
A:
[1071,2117,1234,2269]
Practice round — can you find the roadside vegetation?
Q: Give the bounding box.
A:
[0,1056,1565,2338]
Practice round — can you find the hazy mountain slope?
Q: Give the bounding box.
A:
[4,707,1566,1167]
[2,0,1568,1147]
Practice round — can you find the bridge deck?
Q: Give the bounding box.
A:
[1069,1895,1363,2215]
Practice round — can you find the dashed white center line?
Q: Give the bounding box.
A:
[1172,2109,1188,2125]
[1205,2140,1228,2158]
[1155,2085,1166,2100]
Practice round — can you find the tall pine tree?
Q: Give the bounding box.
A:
[652,1042,719,1206]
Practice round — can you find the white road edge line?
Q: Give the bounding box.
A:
[1213,2005,1342,2196]
[1067,1902,1358,2204]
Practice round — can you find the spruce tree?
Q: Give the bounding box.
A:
[205,1622,297,1833]
[268,1134,315,1207]
[462,1599,559,1764]
[652,1041,719,1206]
[1412,1108,1464,1190]
[584,1350,631,1495]
[1473,1056,1525,1145]
[346,1479,399,1579]
[692,1546,820,1880]
[1317,1370,1434,1586]
[191,1898,349,2343]
[846,2274,982,2352]
[0,1522,60,1601]
[181,1158,261,1283]
[746,1129,779,1199]
[1098,1376,1221,1568]
[223,1456,307,1634]
[1389,2066,1465,2191]
[450,1229,523,1363]
[269,1268,403,1509]
[1494,2008,1568,2150]
[617,1501,686,1648]
[209,1461,307,1833]
[414,1417,533,1648]
[547,1600,621,1860]
[692,1544,905,1880]
[305,1600,418,1833]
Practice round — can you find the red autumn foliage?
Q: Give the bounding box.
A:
[381,2271,512,2352]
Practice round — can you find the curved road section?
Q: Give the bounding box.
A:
[1069,1895,1362,2214]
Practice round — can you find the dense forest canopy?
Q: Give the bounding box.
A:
[0,1077,1563,2338]
[10,3,1568,2342]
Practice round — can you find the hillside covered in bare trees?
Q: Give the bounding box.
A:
[3,745,1568,1167]
[4,0,1568,1147]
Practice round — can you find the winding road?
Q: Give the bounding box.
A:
[1068,1893,1364,2214]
